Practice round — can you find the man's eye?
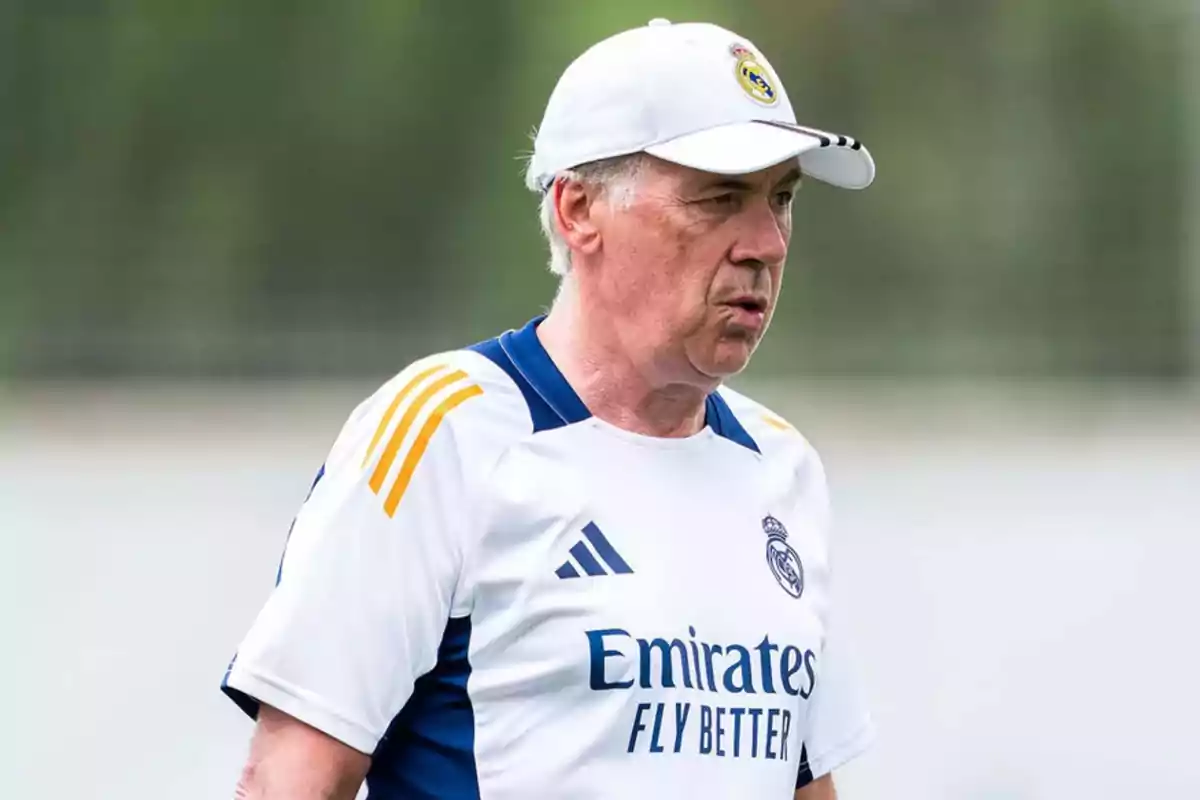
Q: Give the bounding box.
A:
[774,190,795,206]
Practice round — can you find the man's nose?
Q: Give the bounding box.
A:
[729,199,788,268]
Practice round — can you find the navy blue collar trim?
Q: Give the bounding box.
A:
[498,316,592,427]
[472,316,760,453]
[705,391,761,454]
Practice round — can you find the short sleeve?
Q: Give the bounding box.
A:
[795,614,875,786]
[222,361,486,755]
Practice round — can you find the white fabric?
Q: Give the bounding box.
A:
[528,19,875,190]
[801,609,876,779]
[225,344,874,797]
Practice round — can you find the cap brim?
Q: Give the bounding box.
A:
[643,120,875,190]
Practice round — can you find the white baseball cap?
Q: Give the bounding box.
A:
[527,19,875,192]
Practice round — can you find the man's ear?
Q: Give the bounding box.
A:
[553,177,603,259]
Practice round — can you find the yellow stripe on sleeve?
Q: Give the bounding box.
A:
[383,383,484,518]
[762,414,794,432]
[362,364,448,468]
[369,369,469,493]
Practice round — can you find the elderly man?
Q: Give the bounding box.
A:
[224,19,876,800]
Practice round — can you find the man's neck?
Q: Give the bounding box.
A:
[536,293,710,439]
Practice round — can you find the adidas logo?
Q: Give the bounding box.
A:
[555,522,633,579]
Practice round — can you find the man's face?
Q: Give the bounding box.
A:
[589,156,799,388]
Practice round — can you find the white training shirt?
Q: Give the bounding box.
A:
[223,316,873,798]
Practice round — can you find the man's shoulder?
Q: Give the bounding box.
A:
[351,345,536,454]
[298,344,534,526]
[320,344,535,491]
[717,385,832,517]
[716,384,819,462]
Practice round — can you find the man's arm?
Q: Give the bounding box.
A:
[234,705,370,800]
[794,773,836,800]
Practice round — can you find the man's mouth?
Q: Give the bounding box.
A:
[720,295,770,330]
[723,295,769,314]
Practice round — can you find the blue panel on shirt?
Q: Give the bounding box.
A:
[795,742,815,788]
[367,615,479,799]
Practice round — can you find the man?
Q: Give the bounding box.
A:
[224,19,876,800]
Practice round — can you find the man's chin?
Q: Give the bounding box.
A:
[697,344,756,381]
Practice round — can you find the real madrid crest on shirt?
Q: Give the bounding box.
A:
[762,515,804,598]
[731,43,779,106]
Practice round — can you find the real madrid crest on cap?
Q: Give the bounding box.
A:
[731,43,779,107]
[762,515,804,598]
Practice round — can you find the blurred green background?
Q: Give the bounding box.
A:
[3,0,1195,381]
